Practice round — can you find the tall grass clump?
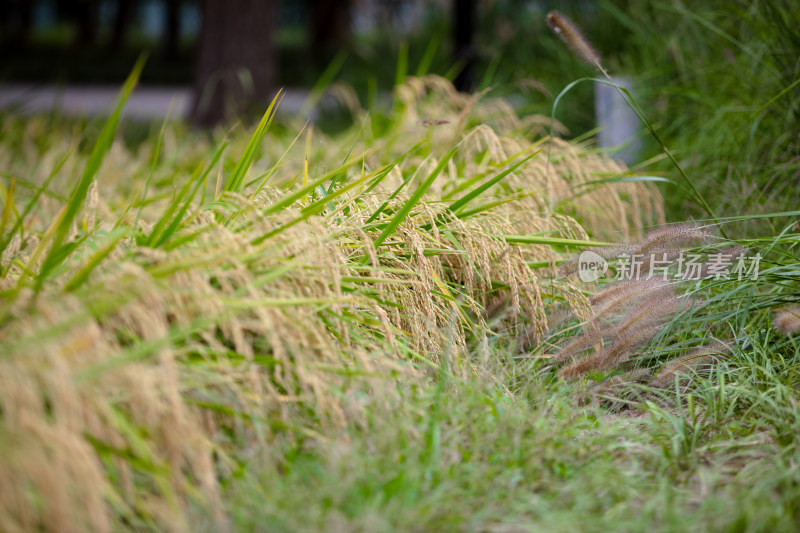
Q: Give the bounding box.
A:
[599,0,800,233]
[538,7,799,409]
[543,34,798,408]
[0,66,664,530]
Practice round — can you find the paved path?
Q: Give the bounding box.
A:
[0,84,313,121]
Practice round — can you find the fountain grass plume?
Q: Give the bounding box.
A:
[545,10,723,231]
[558,325,662,379]
[590,278,675,318]
[650,341,731,388]
[774,306,800,336]
[635,223,713,255]
[546,11,604,72]
[613,294,691,339]
[553,325,607,364]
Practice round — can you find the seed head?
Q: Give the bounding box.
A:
[650,341,730,388]
[546,11,602,69]
[614,294,688,339]
[774,306,800,336]
[590,278,674,317]
[635,223,712,256]
[553,326,607,363]
[558,325,661,379]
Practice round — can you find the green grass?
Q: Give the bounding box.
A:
[591,0,800,231]
[216,366,800,533]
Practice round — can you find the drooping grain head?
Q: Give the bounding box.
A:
[0,75,667,531]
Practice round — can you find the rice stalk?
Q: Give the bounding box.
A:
[0,74,665,530]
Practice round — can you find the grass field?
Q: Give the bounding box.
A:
[2,4,800,532]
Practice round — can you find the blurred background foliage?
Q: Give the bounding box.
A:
[1,0,798,226]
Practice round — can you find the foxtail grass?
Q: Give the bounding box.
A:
[774,306,800,336]
[545,10,722,231]
[650,341,731,389]
[545,11,603,71]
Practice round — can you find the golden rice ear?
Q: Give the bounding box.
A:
[546,11,602,69]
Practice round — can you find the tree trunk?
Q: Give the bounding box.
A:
[453,0,476,92]
[190,0,278,127]
[164,0,182,61]
[73,0,98,46]
[308,0,350,66]
[110,0,135,51]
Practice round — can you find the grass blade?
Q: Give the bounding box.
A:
[504,234,616,247]
[226,90,284,193]
[35,57,144,291]
[373,146,457,248]
[449,150,539,213]
[64,228,128,292]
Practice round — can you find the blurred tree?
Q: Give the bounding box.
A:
[0,0,34,46]
[190,0,277,126]
[308,0,350,65]
[453,0,476,92]
[110,0,135,51]
[71,0,99,46]
[164,0,182,60]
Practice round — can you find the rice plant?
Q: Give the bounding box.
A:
[0,63,668,529]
